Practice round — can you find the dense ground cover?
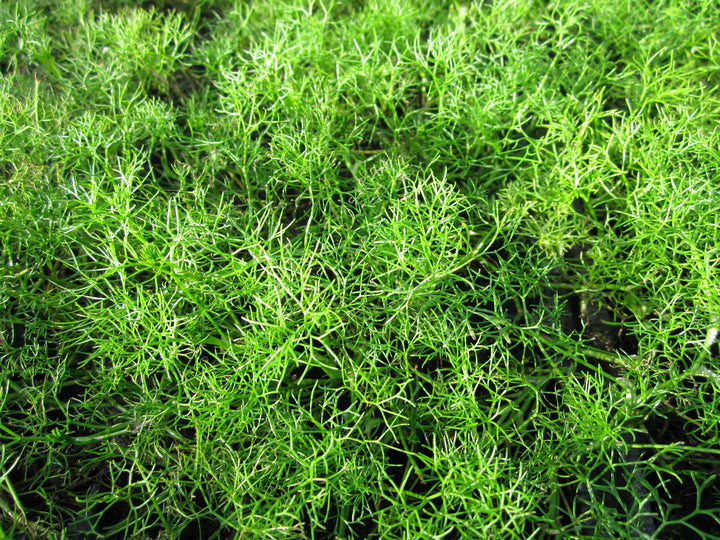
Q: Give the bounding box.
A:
[1,0,720,537]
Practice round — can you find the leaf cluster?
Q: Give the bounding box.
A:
[1,0,719,538]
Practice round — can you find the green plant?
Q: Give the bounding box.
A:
[1,0,719,538]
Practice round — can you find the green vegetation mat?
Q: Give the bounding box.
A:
[2,0,720,538]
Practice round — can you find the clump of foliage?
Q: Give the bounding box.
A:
[1,0,719,538]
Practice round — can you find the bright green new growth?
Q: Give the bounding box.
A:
[1,0,719,538]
